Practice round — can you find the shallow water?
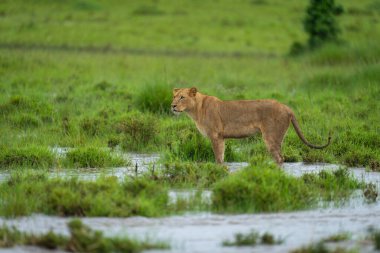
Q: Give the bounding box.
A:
[0,154,379,252]
[1,200,379,253]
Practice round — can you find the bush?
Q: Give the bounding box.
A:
[65,147,127,168]
[304,0,343,48]
[289,0,344,54]
[134,82,172,114]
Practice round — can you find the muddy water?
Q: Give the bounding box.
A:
[0,154,380,253]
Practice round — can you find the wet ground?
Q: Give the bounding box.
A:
[0,153,379,253]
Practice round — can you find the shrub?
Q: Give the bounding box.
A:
[289,0,344,54]
[134,82,172,114]
[0,147,55,169]
[64,147,127,168]
[304,0,344,48]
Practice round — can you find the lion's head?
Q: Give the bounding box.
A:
[171,87,197,115]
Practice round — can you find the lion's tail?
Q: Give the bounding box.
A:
[290,115,331,149]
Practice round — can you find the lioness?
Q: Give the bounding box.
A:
[171,87,331,165]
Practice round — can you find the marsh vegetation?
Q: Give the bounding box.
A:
[0,0,380,252]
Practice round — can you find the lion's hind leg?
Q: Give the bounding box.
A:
[261,121,290,166]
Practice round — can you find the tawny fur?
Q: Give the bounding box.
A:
[171,87,331,165]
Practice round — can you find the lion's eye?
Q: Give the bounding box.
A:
[180,96,185,100]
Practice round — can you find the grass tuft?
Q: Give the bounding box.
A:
[223,230,282,247]
[290,242,350,253]
[9,113,42,128]
[115,111,159,151]
[0,96,53,122]
[321,232,351,243]
[213,162,362,213]
[151,162,228,188]
[64,147,127,168]
[132,5,165,16]
[135,82,172,114]
[368,227,380,250]
[0,147,55,169]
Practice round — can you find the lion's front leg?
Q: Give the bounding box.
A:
[210,137,225,164]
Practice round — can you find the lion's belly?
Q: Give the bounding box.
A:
[222,124,260,139]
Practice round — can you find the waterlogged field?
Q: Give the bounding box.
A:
[1,0,380,252]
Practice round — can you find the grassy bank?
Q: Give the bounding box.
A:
[0,40,379,168]
[0,171,169,217]
[0,162,365,217]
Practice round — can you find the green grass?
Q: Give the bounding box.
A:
[0,146,55,169]
[0,0,380,218]
[0,219,169,252]
[135,82,173,114]
[0,42,379,166]
[64,147,128,168]
[290,242,356,253]
[212,161,363,213]
[290,232,356,253]
[0,39,379,166]
[0,171,169,217]
[0,146,129,169]
[321,233,351,243]
[151,162,229,188]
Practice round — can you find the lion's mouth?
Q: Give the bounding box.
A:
[172,108,182,114]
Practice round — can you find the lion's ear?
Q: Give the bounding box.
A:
[173,88,180,95]
[189,87,197,97]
